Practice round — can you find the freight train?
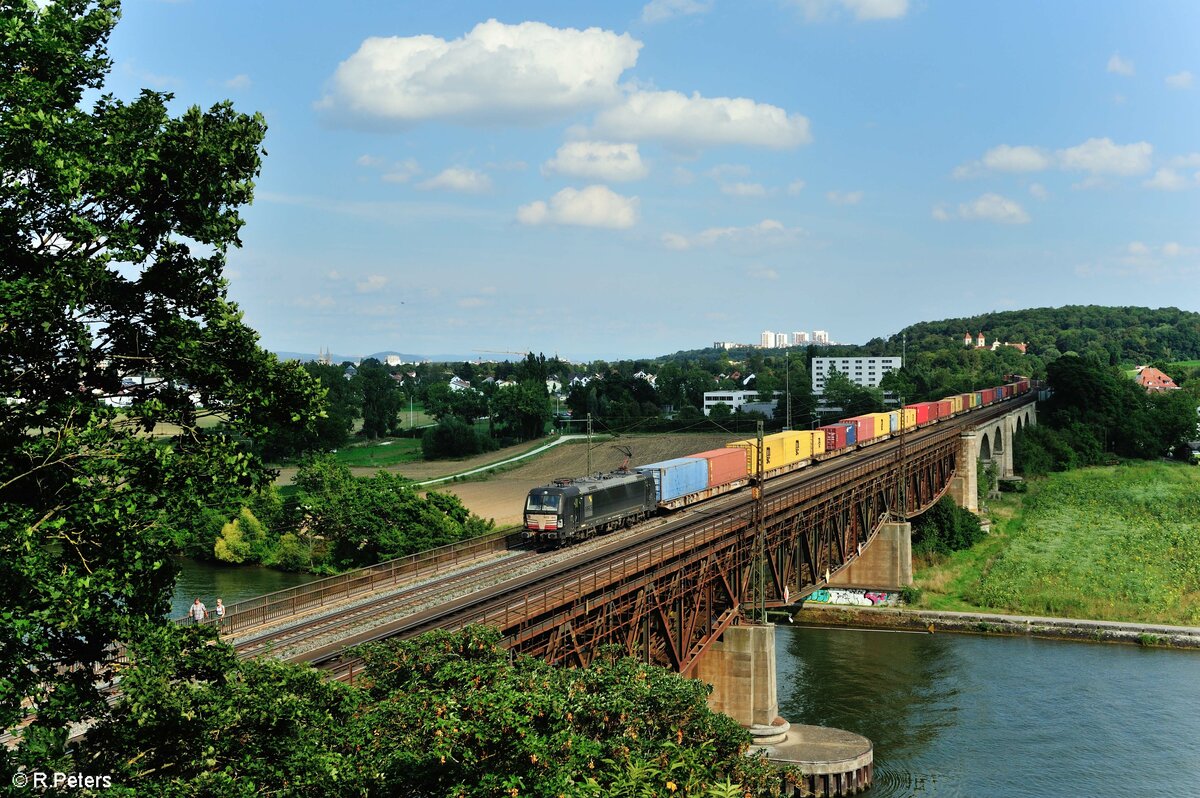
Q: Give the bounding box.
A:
[523,379,1031,546]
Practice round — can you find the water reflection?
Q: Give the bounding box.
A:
[777,625,1200,798]
[169,558,317,619]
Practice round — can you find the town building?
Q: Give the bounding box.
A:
[1134,366,1180,393]
[811,356,901,394]
[702,390,778,416]
[813,330,830,344]
[792,331,809,345]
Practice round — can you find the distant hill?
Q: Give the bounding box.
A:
[890,305,1200,364]
[273,350,476,364]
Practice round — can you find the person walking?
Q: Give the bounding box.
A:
[214,598,226,630]
[190,598,208,625]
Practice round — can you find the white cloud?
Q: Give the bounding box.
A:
[357,154,386,168]
[1143,168,1190,191]
[1028,183,1048,200]
[225,74,251,90]
[542,141,648,182]
[748,266,780,280]
[934,193,1030,224]
[593,90,811,150]
[317,20,641,126]
[418,167,492,193]
[458,297,487,308]
[982,144,1052,172]
[1107,53,1134,76]
[786,179,806,195]
[1163,242,1183,257]
[381,159,421,183]
[1127,241,1151,256]
[661,218,800,250]
[1166,70,1193,89]
[1170,153,1200,168]
[641,0,713,23]
[721,182,768,197]
[826,190,863,205]
[789,0,908,21]
[517,185,639,229]
[707,163,752,179]
[1057,137,1152,175]
[356,275,390,293]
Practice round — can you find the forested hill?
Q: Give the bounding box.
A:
[889,306,1200,364]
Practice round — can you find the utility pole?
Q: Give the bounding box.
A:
[898,395,907,521]
[751,419,767,622]
[586,412,593,476]
[785,350,791,430]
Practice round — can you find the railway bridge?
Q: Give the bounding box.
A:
[217,395,1037,687]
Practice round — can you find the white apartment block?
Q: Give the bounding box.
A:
[760,330,775,348]
[811,356,901,394]
[774,332,788,348]
[792,331,809,345]
[813,330,830,344]
[703,390,766,416]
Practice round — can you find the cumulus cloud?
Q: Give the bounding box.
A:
[786,179,806,195]
[1143,168,1190,191]
[382,159,421,183]
[933,193,1030,224]
[542,141,648,182]
[317,20,641,126]
[661,218,801,250]
[790,0,908,21]
[1028,183,1049,200]
[642,0,713,23]
[225,74,251,90]
[517,185,639,229]
[1057,137,1152,176]
[721,182,768,197]
[983,144,1052,172]
[1107,53,1134,76]
[826,190,863,205]
[1170,153,1200,168]
[593,90,811,150]
[1166,70,1193,89]
[356,274,390,293]
[748,266,780,280]
[418,167,492,193]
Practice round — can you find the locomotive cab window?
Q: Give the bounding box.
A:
[526,492,561,512]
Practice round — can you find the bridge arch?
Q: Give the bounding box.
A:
[979,432,992,461]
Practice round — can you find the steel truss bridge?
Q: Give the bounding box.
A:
[306,395,1034,679]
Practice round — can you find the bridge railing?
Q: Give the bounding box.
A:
[177,529,522,636]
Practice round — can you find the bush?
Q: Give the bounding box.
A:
[912,496,984,556]
[421,417,498,459]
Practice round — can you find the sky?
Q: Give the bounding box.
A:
[100,0,1200,361]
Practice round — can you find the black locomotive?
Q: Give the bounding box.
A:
[523,469,656,545]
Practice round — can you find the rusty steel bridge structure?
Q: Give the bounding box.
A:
[278,394,1035,680]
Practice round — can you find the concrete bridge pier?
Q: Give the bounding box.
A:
[694,624,873,795]
[949,431,979,512]
[828,521,913,589]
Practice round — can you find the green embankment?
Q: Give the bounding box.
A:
[914,462,1200,626]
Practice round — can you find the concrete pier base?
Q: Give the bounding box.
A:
[694,624,873,796]
[829,521,912,589]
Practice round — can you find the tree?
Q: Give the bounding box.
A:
[0,1,323,767]
[491,381,551,441]
[356,358,401,439]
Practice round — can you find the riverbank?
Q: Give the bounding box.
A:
[909,461,1200,627]
[792,603,1200,649]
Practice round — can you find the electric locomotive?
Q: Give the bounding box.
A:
[523,469,656,546]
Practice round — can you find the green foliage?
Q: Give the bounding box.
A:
[213,507,269,565]
[357,358,403,439]
[912,496,985,557]
[291,455,494,567]
[0,0,324,765]
[492,380,552,441]
[820,369,884,418]
[422,416,499,459]
[967,463,1200,624]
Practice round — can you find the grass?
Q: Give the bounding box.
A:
[912,461,1200,626]
[329,437,425,468]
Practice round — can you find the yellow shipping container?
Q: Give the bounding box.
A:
[967,393,978,409]
[866,413,890,438]
[729,429,825,475]
[806,430,827,457]
[728,433,786,476]
[942,396,963,414]
[901,408,917,429]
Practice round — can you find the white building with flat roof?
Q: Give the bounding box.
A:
[811,356,901,394]
[760,330,774,348]
[813,330,830,344]
[792,331,809,345]
[703,390,776,416]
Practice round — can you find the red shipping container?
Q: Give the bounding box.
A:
[689,448,748,489]
[844,415,876,442]
[908,402,933,425]
[1002,384,1014,398]
[820,424,849,451]
[959,393,974,410]
[936,400,953,419]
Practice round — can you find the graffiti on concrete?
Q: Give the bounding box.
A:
[807,588,899,606]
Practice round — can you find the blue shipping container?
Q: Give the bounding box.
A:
[635,457,709,503]
[840,422,857,447]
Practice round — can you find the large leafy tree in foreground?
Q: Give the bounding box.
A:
[0,0,321,767]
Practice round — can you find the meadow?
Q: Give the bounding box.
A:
[913,461,1200,625]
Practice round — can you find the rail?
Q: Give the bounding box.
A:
[177,529,523,636]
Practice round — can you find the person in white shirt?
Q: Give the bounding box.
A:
[215,598,226,629]
[190,598,208,624]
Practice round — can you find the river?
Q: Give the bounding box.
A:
[169,558,318,620]
[777,625,1200,797]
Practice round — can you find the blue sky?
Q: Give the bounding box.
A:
[103,0,1199,361]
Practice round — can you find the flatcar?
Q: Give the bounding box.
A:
[524,470,656,546]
